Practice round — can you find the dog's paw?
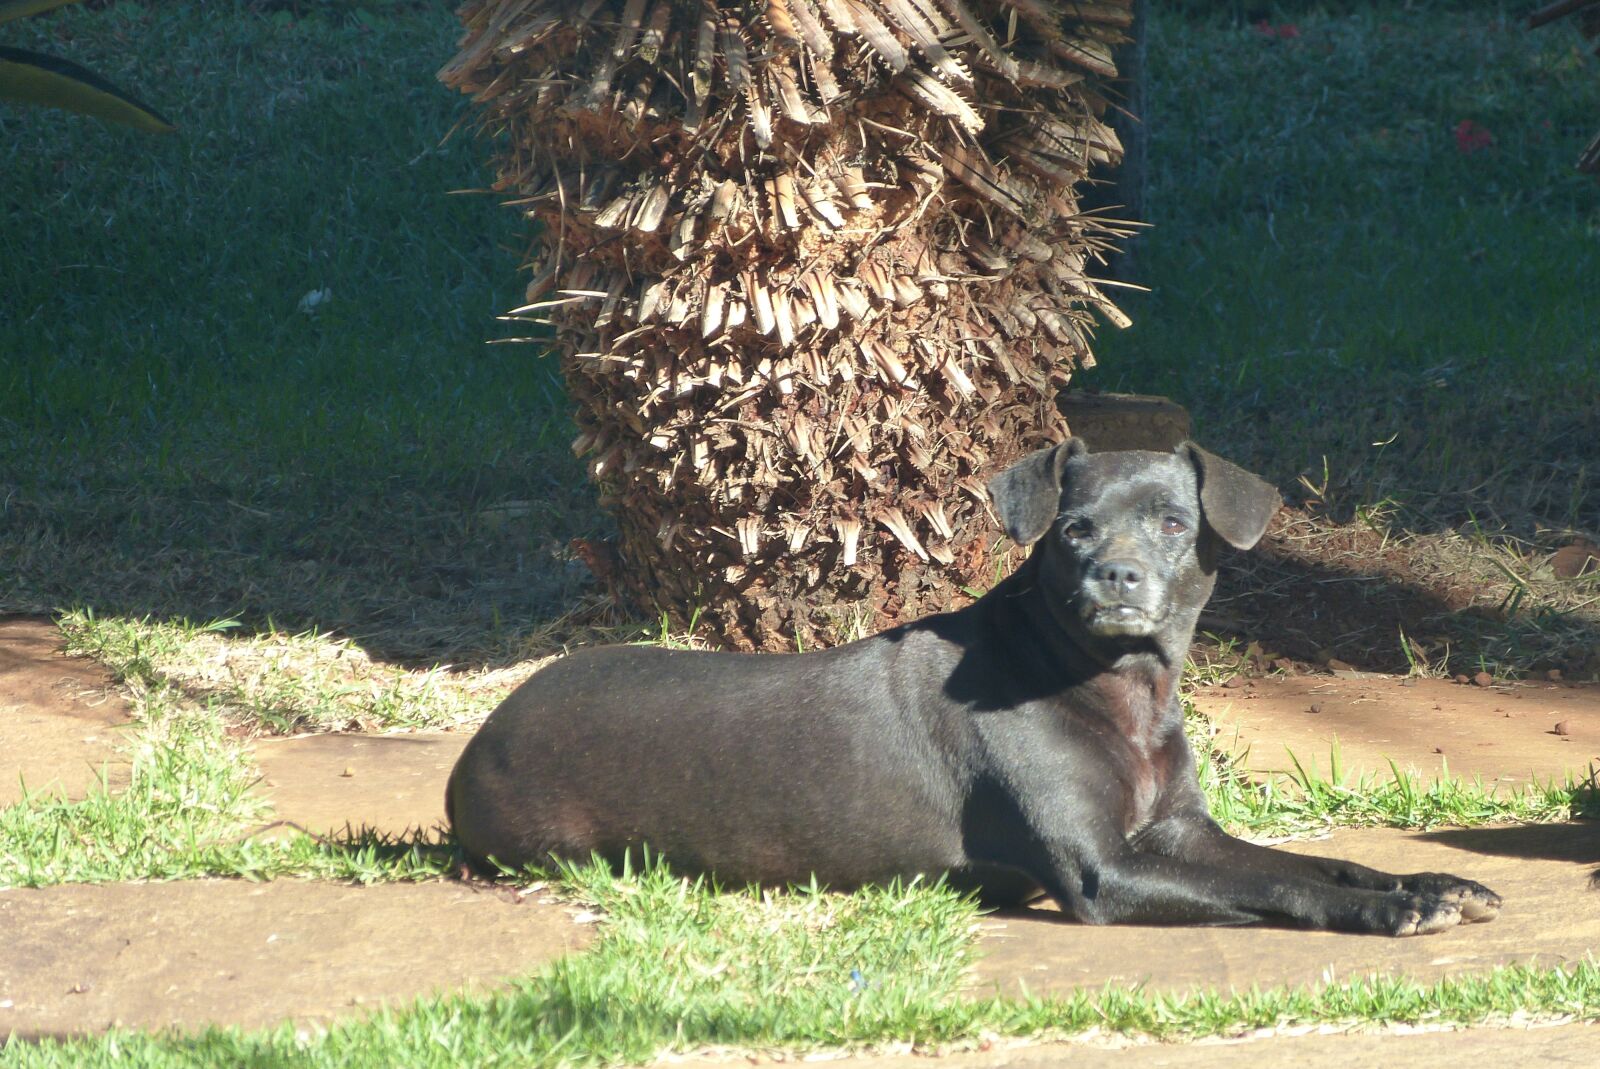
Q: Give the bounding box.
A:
[1399,873,1502,923]
[1383,893,1462,937]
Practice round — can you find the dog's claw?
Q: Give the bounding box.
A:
[1399,874,1502,924]
[1458,891,1502,923]
[1438,882,1502,923]
[1391,895,1463,936]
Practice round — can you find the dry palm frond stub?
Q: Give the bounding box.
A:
[442,0,1138,649]
[1531,0,1600,173]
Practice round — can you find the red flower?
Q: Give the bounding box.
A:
[1454,119,1494,155]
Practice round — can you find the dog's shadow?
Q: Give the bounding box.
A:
[1417,821,1600,864]
[1416,821,1600,888]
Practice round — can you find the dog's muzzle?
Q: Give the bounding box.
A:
[1080,558,1166,636]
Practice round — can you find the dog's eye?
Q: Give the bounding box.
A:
[1062,520,1093,541]
[1161,516,1188,535]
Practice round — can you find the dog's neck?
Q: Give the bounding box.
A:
[1077,656,1184,736]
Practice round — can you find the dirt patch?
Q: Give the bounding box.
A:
[0,616,132,806]
[1191,674,1600,787]
[253,731,471,838]
[970,822,1600,999]
[0,878,590,1040]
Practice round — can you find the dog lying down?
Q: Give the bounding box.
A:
[448,439,1501,935]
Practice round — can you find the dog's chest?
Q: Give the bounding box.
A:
[1081,675,1182,832]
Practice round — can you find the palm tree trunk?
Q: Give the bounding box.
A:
[1529,0,1600,173]
[442,0,1135,649]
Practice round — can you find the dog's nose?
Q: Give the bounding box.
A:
[1094,559,1145,594]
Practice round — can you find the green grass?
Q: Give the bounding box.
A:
[1188,706,1595,837]
[4,1,1596,673]
[0,670,456,888]
[1096,4,1600,534]
[57,609,522,734]
[1082,3,1600,677]
[0,679,266,886]
[1,0,599,665]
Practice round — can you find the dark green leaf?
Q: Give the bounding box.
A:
[0,45,174,132]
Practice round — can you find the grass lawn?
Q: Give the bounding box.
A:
[2,0,603,667]
[1103,3,1600,532]
[3,0,1600,1064]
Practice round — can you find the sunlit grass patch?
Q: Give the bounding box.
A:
[1185,701,1595,839]
[0,672,457,889]
[59,609,530,735]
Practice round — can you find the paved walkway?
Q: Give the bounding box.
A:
[684,1023,1599,1069]
[0,617,131,805]
[0,878,589,1040]
[254,730,468,838]
[1190,674,1600,788]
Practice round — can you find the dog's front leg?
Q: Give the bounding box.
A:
[995,738,1488,933]
[1033,839,1471,935]
[1133,809,1502,923]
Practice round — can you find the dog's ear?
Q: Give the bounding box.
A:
[988,439,1088,546]
[1179,442,1281,550]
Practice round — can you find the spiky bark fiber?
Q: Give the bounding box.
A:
[442,0,1133,649]
[1530,0,1600,173]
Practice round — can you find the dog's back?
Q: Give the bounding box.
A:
[447,635,975,884]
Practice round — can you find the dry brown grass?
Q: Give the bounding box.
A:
[1208,508,1600,679]
[60,611,546,735]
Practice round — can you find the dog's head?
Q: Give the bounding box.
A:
[988,439,1281,647]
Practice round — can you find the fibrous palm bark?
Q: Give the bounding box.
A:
[1531,0,1600,173]
[442,0,1135,649]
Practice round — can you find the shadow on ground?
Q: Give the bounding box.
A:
[1419,821,1600,886]
[3,407,1597,675]
[0,463,629,670]
[1206,508,1600,678]
[6,474,1599,677]
[1418,821,1600,865]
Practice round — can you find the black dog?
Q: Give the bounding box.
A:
[448,440,1501,935]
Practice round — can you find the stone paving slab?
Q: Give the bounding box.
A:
[691,1022,1599,1069]
[971,823,1600,999]
[253,731,470,838]
[1191,676,1600,787]
[0,616,131,806]
[0,878,589,1040]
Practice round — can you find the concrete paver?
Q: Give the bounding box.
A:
[1191,675,1600,787]
[253,731,469,838]
[698,1022,1599,1069]
[0,617,131,805]
[0,878,588,1040]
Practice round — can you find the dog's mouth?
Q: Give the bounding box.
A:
[1081,602,1164,636]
